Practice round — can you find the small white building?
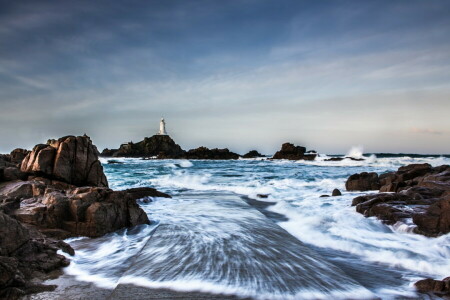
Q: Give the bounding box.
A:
[158,118,167,135]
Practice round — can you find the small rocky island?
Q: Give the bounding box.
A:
[0,135,168,299]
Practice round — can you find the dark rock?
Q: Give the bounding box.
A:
[332,189,342,196]
[110,135,185,158]
[100,148,118,157]
[0,211,70,298]
[272,143,317,161]
[345,172,380,191]
[256,194,269,199]
[349,164,450,236]
[124,187,171,200]
[9,148,30,166]
[21,135,108,187]
[10,185,150,238]
[243,150,264,159]
[184,147,240,160]
[320,195,330,198]
[415,277,450,296]
[107,160,123,164]
[3,167,27,181]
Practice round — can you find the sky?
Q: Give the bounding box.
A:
[1,0,450,155]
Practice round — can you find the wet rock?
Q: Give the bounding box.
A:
[256,194,269,199]
[11,185,150,238]
[415,276,450,296]
[100,148,118,157]
[349,163,450,236]
[320,195,330,198]
[243,150,264,158]
[0,211,70,298]
[107,160,123,164]
[185,147,240,160]
[21,135,108,187]
[124,187,171,200]
[345,172,380,191]
[273,143,316,160]
[332,189,342,196]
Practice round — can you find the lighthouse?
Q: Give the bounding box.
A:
[158,118,167,135]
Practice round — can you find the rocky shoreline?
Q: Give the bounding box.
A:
[345,163,450,297]
[0,135,169,299]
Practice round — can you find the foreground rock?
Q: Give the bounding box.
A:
[101,135,185,158]
[0,211,72,299]
[21,135,108,187]
[3,181,150,239]
[184,146,240,160]
[0,135,160,297]
[348,164,450,236]
[272,143,316,160]
[415,276,450,297]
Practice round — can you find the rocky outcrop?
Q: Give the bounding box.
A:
[325,157,365,161]
[415,276,450,297]
[272,143,316,161]
[21,135,108,187]
[1,181,150,239]
[0,211,72,299]
[345,172,380,191]
[332,189,342,196]
[124,187,171,200]
[242,150,264,159]
[103,135,185,158]
[184,147,240,160]
[348,164,450,236]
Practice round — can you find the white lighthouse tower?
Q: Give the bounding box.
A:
[158,118,167,135]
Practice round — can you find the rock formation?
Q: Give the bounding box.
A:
[184,147,240,160]
[345,172,380,191]
[347,163,450,236]
[21,135,108,187]
[0,211,72,299]
[415,276,450,297]
[242,150,264,159]
[102,135,185,158]
[272,143,316,160]
[0,134,162,297]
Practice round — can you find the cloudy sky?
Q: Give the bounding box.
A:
[1,0,449,155]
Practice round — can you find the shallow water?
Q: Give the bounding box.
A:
[62,154,450,299]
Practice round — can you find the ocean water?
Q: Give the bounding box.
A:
[61,151,450,299]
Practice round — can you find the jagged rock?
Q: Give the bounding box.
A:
[100,148,118,157]
[415,276,450,296]
[9,184,150,238]
[185,147,239,160]
[243,150,264,158]
[21,135,108,187]
[272,143,316,160]
[345,172,380,191]
[124,187,171,200]
[0,211,71,298]
[332,189,342,196]
[349,164,450,236]
[106,135,185,158]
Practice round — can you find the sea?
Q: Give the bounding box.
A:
[60,148,450,299]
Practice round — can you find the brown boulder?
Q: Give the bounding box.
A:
[9,149,29,166]
[345,172,380,191]
[11,185,150,238]
[184,147,240,160]
[21,135,108,187]
[0,211,71,298]
[272,143,315,160]
[415,277,450,296]
[413,196,450,236]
